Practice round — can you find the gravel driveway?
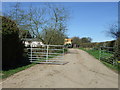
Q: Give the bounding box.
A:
[1,49,118,88]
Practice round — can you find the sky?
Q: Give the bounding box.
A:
[2,2,118,42]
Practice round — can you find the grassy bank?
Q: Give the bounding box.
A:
[80,48,119,72]
[1,63,36,79]
[80,48,99,59]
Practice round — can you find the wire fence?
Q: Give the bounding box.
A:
[99,46,118,66]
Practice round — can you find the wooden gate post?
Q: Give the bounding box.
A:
[99,47,101,60]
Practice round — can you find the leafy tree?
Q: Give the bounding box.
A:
[71,37,92,48]
[72,37,81,45]
[19,30,32,38]
[80,37,92,43]
[41,28,66,45]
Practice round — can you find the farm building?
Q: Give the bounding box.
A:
[22,38,44,47]
[64,38,72,45]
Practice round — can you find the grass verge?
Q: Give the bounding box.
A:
[79,48,119,72]
[1,48,68,79]
[1,63,36,79]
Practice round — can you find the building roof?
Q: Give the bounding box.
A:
[22,38,41,41]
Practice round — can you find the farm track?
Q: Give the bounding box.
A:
[1,49,118,88]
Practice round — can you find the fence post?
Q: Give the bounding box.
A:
[46,45,49,62]
[99,47,101,60]
[63,45,64,55]
[31,44,32,62]
[113,60,115,65]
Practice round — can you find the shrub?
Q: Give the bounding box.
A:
[2,16,29,70]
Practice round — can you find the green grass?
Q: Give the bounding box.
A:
[1,48,68,79]
[101,61,119,72]
[80,48,99,59]
[1,63,36,79]
[80,48,119,71]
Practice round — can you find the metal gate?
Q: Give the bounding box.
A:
[26,45,65,64]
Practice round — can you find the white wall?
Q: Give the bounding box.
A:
[24,41,44,47]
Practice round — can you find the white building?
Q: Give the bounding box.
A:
[23,38,44,47]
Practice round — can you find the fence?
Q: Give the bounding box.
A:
[99,46,118,65]
[26,45,65,64]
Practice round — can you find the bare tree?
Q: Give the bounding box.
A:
[25,5,47,42]
[107,23,120,63]
[4,3,69,45]
[4,3,31,38]
[108,24,120,39]
[41,4,69,44]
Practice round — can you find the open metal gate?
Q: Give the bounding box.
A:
[26,45,66,64]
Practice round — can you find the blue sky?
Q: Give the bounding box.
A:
[2,2,118,42]
[65,2,118,42]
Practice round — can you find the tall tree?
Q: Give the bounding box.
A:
[4,3,69,45]
[40,4,69,44]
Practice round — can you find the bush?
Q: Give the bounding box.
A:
[2,16,30,70]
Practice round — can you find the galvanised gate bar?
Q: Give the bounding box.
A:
[27,45,65,64]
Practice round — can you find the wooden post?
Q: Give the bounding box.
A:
[99,47,101,60]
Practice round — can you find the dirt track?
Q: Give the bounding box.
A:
[2,49,118,88]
